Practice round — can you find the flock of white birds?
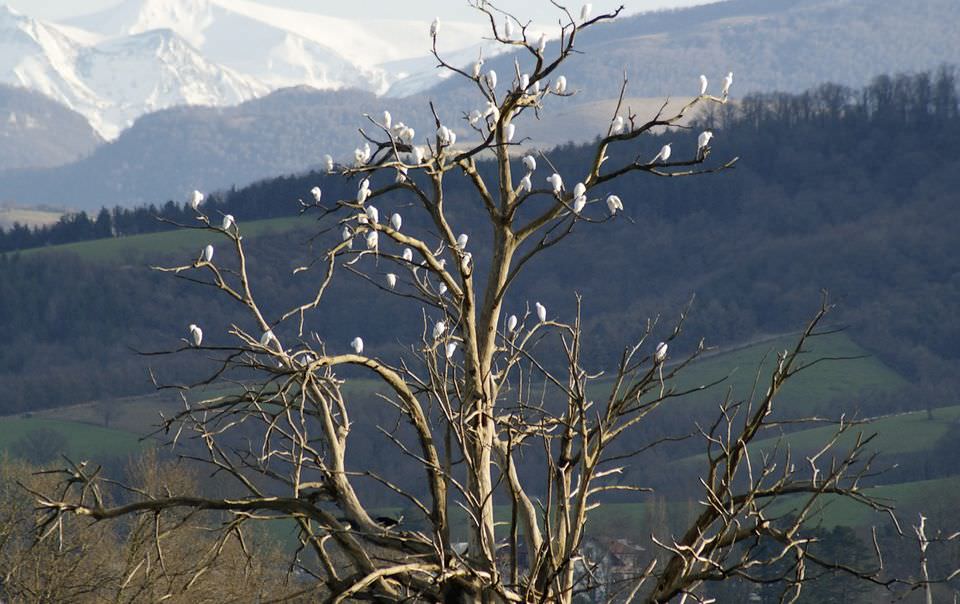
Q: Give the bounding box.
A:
[183,6,735,369]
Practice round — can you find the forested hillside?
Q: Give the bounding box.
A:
[1,69,958,418]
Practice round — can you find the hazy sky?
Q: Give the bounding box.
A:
[7,0,713,22]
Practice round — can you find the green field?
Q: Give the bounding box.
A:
[20,215,311,262]
[0,417,145,461]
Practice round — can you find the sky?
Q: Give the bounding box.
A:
[6,0,713,23]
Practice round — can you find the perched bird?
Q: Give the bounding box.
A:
[468,109,482,126]
[611,115,625,135]
[461,252,472,271]
[699,74,708,96]
[350,337,364,354]
[581,3,592,21]
[697,130,714,158]
[400,126,415,143]
[365,205,379,224]
[395,165,408,183]
[382,110,392,129]
[310,186,322,202]
[537,33,547,54]
[504,17,514,38]
[652,143,672,163]
[188,324,203,347]
[433,320,446,340]
[486,69,497,90]
[221,214,235,231]
[386,273,397,289]
[522,155,537,172]
[260,330,275,347]
[437,125,454,146]
[357,183,371,204]
[519,73,530,91]
[430,17,440,37]
[573,182,586,199]
[438,283,448,295]
[472,59,483,79]
[507,314,518,332]
[547,173,563,193]
[365,231,378,249]
[402,248,414,262]
[445,342,458,359]
[342,226,352,242]
[554,75,567,94]
[202,244,214,263]
[189,190,204,211]
[456,233,469,250]
[505,123,516,143]
[390,213,402,230]
[535,302,547,323]
[722,71,734,97]
[323,154,334,172]
[606,194,624,215]
[518,174,532,193]
[655,342,668,363]
[573,195,586,214]
[412,146,426,164]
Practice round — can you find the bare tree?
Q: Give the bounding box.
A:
[30,2,926,602]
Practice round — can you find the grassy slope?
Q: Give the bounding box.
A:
[0,417,144,459]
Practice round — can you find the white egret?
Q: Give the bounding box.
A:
[438,259,447,270]
[486,69,497,90]
[402,248,413,262]
[359,177,370,192]
[722,71,733,97]
[699,74,708,96]
[412,146,425,165]
[573,195,586,214]
[504,17,514,39]
[189,190,204,210]
[401,126,415,143]
[365,205,379,224]
[573,182,586,199]
[386,273,397,289]
[554,75,567,94]
[655,341,668,363]
[310,186,322,202]
[518,174,532,193]
[505,123,516,142]
[461,252,472,272]
[221,214,235,231]
[697,130,714,158]
[532,80,541,94]
[611,115,625,135]
[652,143,672,163]
[522,154,537,172]
[507,314,518,332]
[202,244,214,263]
[357,187,371,204]
[430,17,440,37]
[483,101,500,123]
[188,324,203,347]
[445,342,457,359]
[581,3,592,21]
[342,226,352,243]
[437,125,455,146]
[535,302,547,323]
[519,73,530,90]
[350,336,364,354]
[260,330,275,347]
[354,148,365,166]
[358,213,368,225]
[390,213,402,230]
[456,233,469,250]
[382,110,392,129]
[365,231,378,249]
[438,283,448,295]
[395,165,408,183]
[537,33,547,54]
[433,320,446,340]
[472,59,483,79]
[606,194,623,215]
[547,173,563,193]
[323,154,334,172]
[468,109,482,126]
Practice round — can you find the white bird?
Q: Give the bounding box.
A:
[430,17,440,37]
[505,123,516,142]
[359,177,370,192]
[472,59,483,79]
[606,194,623,215]
[402,248,413,262]
[221,214,235,230]
[655,342,668,363]
[188,324,202,347]
[438,283,448,295]
[518,174,532,193]
[468,109,482,126]
[366,231,378,249]
[260,330,275,347]
[433,321,446,340]
[537,33,547,54]
[382,110,392,129]
[354,145,369,166]
[547,173,563,193]
[652,143,672,163]
[573,196,586,214]
[461,251,472,271]
[350,336,364,354]
[412,146,425,165]
[401,126,415,143]
[697,130,714,157]
[456,233,469,250]
[189,190,204,211]
[573,182,586,199]
[365,205,379,224]
[504,17,514,39]
[445,342,457,359]
[486,69,497,90]
[202,244,214,263]
[522,154,537,172]
[395,165,408,183]
[535,302,547,323]
[611,115,625,135]
[323,154,334,172]
[722,71,734,97]
[554,76,567,94]
[437,125,454,146]
[699,74,708,96]
[532,79,541,94]
[519,73,530,91]
[342,226,352,242]
[357,187,371,204]
[390,213,402,230]
[581,3,592,21]
[507,314,518,332]
[310,186,322,202]
[386,273,397,289]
